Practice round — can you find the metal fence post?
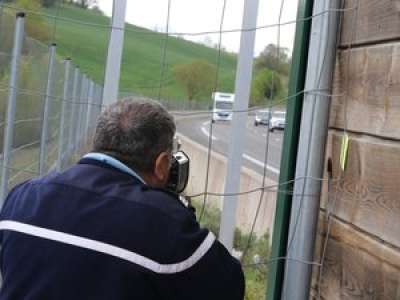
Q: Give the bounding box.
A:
[81,77,90,143]
[282,0,341,298]
[99,85,104,107]
[93,84,103,123]
[219,0,260,251]
[93,83,100,130]
[0,1,4,45]
[74,75,83,153]
[89,83,98,137]
[103,0,127,106]
[91,84,102,135]
[75,74,87,152]
[39,43,57,176]
[266,0,314,298]
[68,67,80,154]
[0,13,25,204]
[85,80,94,142]
[56,58,71,172]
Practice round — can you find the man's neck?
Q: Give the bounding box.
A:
[83,152,146,184]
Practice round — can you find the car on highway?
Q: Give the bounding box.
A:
[254,109,271,126]
[212,92,235,123]
[269,111,286,132]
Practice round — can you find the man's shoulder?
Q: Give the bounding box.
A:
[1,176,44,219]
[55,165,193,223]
[4,175,42,200]
[130,185,194,223]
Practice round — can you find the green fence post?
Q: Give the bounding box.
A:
[266,0,314,299]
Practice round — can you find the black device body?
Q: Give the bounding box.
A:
[166,151,190,194]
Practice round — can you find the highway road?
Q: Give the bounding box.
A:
[176,115,284,179]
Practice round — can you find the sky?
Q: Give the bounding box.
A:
[96,0,299,56]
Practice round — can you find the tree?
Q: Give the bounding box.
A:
[251,69,282,105]
[90,4,104,15]
[77,0,97,9]
[41,0,57,7]
[173,60,216,101]
[255,44,290,75]
[62,0,97,8]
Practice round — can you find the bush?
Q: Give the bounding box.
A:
[0,53,49,150]
[191,199,221,237]
[251,68,282,106]
[90,5,104,15]
[13,0,51,42]
[173,60,216,101]
[190,200,270,300]
[0,11,17,60]
[241,233,270,300]
[41,0,57,7]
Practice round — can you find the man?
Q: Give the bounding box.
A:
[0,99,245,300]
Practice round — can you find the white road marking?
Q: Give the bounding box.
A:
[201,121,218,141]
[243,154,280,175]
[197,119,280,174]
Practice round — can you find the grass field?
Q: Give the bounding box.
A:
[191,199,270,300]
[41,5,238,102]
[2,3,289,105]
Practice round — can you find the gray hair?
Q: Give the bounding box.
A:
[93,98,176,173]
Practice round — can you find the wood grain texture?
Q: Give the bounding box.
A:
[341,0,400,47]
[316,2,400,297]
[321,130,400,249]
[311,216,400,300]
[330,43,400,139]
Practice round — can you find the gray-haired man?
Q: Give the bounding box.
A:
[0,99,245,299]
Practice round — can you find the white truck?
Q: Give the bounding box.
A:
[212,92,235,123]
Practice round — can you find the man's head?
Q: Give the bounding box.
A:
[93,98,176,188]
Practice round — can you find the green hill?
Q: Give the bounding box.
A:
[43,5,237,102]
[0,2,238,151]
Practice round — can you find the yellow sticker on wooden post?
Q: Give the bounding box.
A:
[340,133,349,171]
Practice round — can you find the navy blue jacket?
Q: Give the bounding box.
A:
[0,158,245,299]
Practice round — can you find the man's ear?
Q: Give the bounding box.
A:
[154,152,170,185]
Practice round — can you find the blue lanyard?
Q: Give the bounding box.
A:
[83,153,146,184]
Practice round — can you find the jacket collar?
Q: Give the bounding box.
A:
[80,153,146,184]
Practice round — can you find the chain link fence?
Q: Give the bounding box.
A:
[0,2,289,299]
[0,9,104,202]
[0,1,352,299]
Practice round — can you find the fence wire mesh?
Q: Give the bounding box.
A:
[0,0,367,299]
[0,2,105,196]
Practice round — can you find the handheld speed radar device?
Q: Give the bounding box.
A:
[167,151,190,194]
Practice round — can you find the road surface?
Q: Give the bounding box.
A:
[176,115,284,179]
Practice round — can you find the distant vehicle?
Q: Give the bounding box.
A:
[254,109,271,126]
[212,92,235,123]
[269,111,286,132]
